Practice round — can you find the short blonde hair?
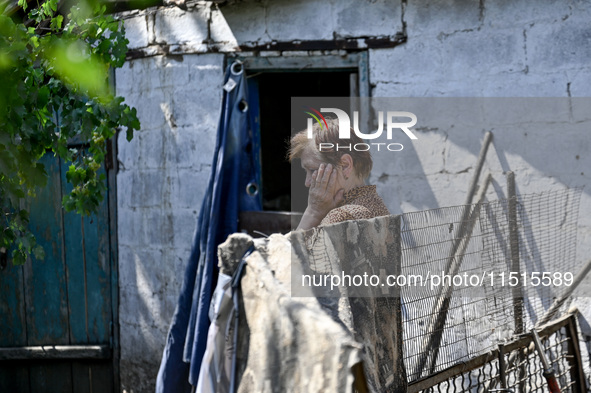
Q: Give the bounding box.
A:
[288,117,373,180]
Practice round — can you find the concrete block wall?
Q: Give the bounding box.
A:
[115,51,224,392]
[221,0,403,44]
[367,0,591,286]
[114,0,591,391]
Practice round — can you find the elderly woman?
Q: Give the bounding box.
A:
[289,118,390,230]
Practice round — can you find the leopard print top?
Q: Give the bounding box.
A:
[320,185,390,226]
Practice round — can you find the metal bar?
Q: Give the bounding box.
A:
[414,173,493,377]
[408,313,573,393]
[464,132,493,206]
[498,343,508,389]
[565,314,588,393]
[537,259,591,326]
[496,257,591,387]
[507,171,524,335]
[507,171,525,393]
[391,214,408,392]
[532,329,551,371]
[0,345,111,360]
[532,328,562,393]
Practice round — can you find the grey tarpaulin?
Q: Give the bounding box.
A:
[290,215,407,393]
[155,60,262,392]
[218,232,363,393]
[212,214,406,392]
[196,245,253,393]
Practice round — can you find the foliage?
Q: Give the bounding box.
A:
[0,0,140,264]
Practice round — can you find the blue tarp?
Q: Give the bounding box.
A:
[156,61,262,392]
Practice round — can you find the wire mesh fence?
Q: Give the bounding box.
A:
[400,188,583,383]
[407,314,588,393]
[288,186,584,391]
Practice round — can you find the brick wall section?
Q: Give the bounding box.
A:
[115,0,591,391]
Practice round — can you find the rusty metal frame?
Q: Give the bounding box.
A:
[407,313,587,393]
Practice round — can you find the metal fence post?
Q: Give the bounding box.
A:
[507,171,525,393]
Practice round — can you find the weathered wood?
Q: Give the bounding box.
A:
[29,361,73,393]
[61,156,114,392]
[0,345,111,360]
[62,181,88,345]
[108,135,121,393]
[0,262,27,347]
[90,361,115,392]
[234,53,361,72]
[24,155,70,347]
[238,35,406,51]
[62,160,112,346]
[3,153,116,391]
[72,362,92,393]
[89,166,112,344]
[0,362,30,393]
[1,154,74,390]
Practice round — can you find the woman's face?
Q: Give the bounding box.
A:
[300,148,342,188]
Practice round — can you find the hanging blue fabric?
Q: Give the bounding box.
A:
[156,61,262,393]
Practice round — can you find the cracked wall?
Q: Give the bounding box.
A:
[115,0,591,391]
[115,53,224,393]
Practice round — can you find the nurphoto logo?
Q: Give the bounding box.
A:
[304,107,418,152]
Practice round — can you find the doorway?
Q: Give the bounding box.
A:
[233,52,369,235]
[254,71,352,212]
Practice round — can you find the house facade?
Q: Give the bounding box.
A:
[114,1,591,391]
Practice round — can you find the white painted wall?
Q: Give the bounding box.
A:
[115,0,591,391]
[115,48,224,391]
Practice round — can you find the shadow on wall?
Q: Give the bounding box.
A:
[370,137,440,215]
[372,98,590,215]
[441,99,590,198]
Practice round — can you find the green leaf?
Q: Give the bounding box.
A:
[44,39,111,101]
[0,147,15,175]
[37,86,50,107]
[12,250,24,265]
[17,0,27,11]
[0,0,139,265]
[21,162,48,188]
[50,15,63,32]
[33,244,45,260]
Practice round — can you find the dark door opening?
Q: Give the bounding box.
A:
[253,71,352,213]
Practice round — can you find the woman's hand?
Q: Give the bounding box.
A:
[308,163,345,215]
[297,163,344,230]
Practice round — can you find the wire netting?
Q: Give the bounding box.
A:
[400,188,583,382]
[409,316,586,393]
